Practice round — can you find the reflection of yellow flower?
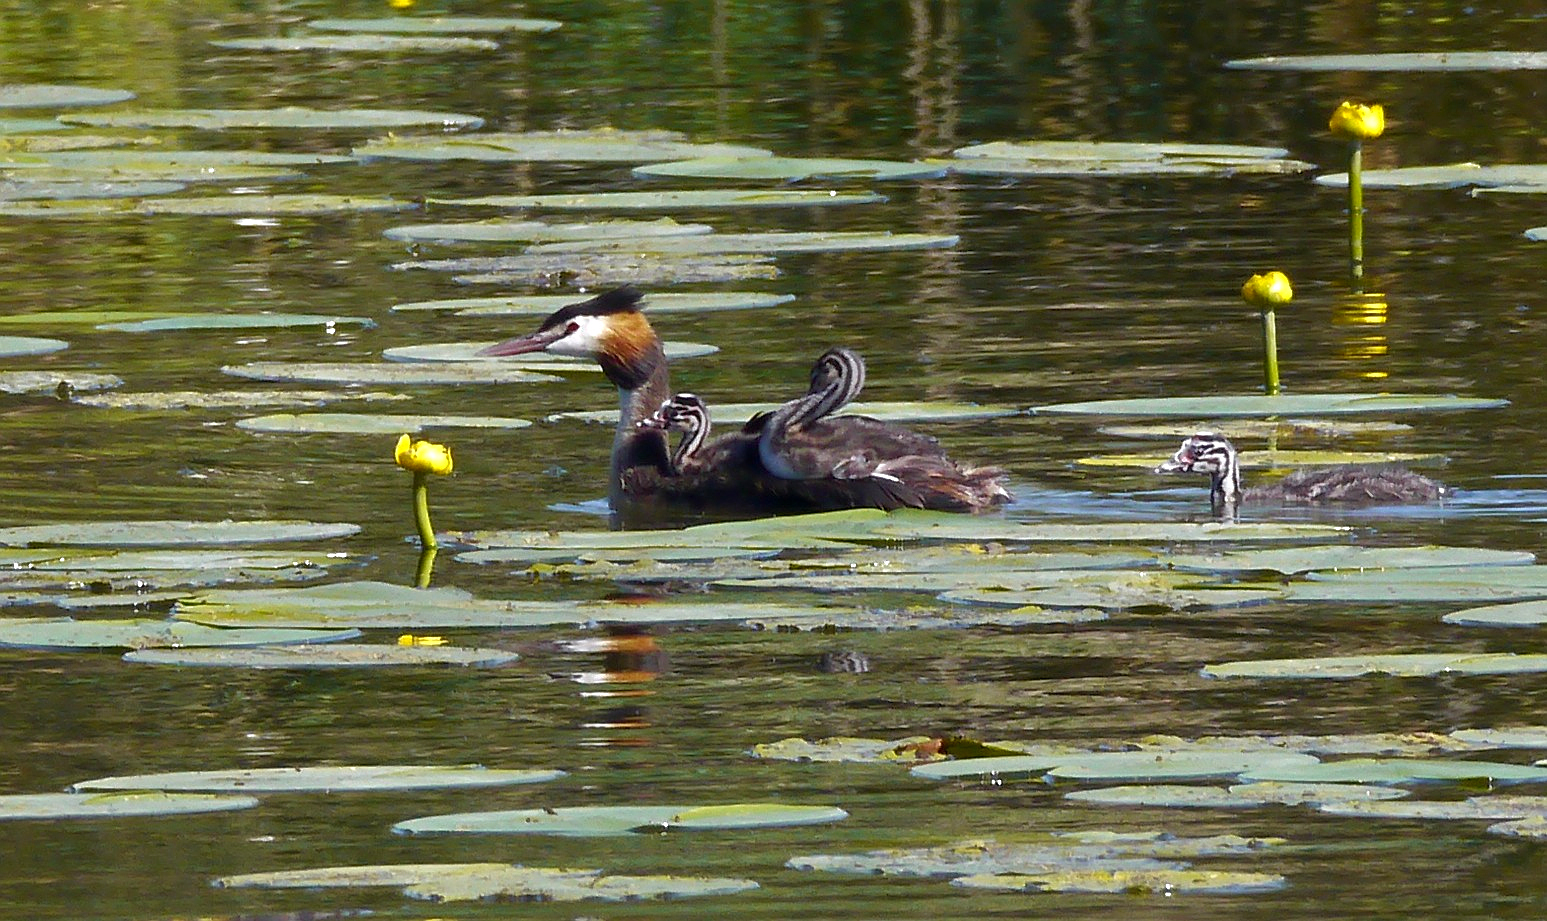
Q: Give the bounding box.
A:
[1329,101,1385,140]
[1241,271,1293,309]
[389,0,415,8]
[395,434,453,476]
[398,634,447,646]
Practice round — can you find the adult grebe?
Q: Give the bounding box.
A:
[479,286,1011,513]
[1155,432,1446,516]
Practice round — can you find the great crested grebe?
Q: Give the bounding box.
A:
[1155,432,1446,516]
[638,392,714,475]
[478,285,1011,514]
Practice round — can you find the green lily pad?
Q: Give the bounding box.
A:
[0,370,121,394]
[1315,164,1547,191]
[0,117,64,132]
[97,313,375,333]
[211,35,500,53]
[954,140,1292,162]
[236,413,531,435]
[1450,727,1547,748]
[1444,600,1547,627]
[0,336,66,358]
[394,803,848,837]
[738,605,1107,631]
[0,84,135,109]
[392,291,795,315]
[138,194,415,216]
[1046,750,1320,783]
[1288,566,1547,604]
[633,156,947,181]
[1528,226,1547,242]
[1488,815,1547,838]
[125,642,518,668]
[18,549,346,572]
[222,361,560,386]
[1225,52,1547,71]
[749,736,949,764]
[1319,796,1547,821]
[1097,419,1416,439]
[1035,393,1508,418]
[74,389,409,411]
[1203,652,1547,680]
[1065,782,1409,809]
[25,147,352,169]
[951,868,1286,894]
[62,107,482,130]
[911,754,1067,781]
[433,252,780,287]
[72,764,564,793]
[439,188,887,210]
[214,862,530,888]
[1242,758,1547,786]
[0,619,356,650]
[0,179,184,200]
[355,129,770,163]
[936,574,1281,611]
[1167,545,1532,575]
[0,199,142,217]
[528,230,959,256]
[1078,448,1440,469]
[948,152,1313,178]
[388,340,717,364]
[308,16,563,34]
[0,519,358,547]
[407,869,758,903]
[0,791,256,821]
[383,216,711,244]
[550,400,1019,425]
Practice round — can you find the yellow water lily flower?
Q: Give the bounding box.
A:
[394,434,453,476]
[1241,271,1293,309]
[1329,101,1385,140]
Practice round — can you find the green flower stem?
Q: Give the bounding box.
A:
[1348,139,1364,281]
[415,545,437,589]
[1261,308,1280,395]
[411,470,437,550]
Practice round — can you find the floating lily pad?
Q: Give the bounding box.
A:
[1315,164,1547,191]
[73,389,408,411]
[1242,758,1547,786]
[0,84,135,109]
[408,869,758,903]
[951,868,1287,894]
[1450,727,1547,748]
[749,736,949,764]
[394,803,848,837]
[0,370,121,394]
[98,313,375,333]
[1528,227,1547,242]
[1318,796,1547,821]
[1225,51,1547,71]
[1288,566,1547,604]
[550,400,1019,425]
[308,16,562,34]
[0,179,184,201]
[73,764,563,793]
[235,412,531,435]
[440,188,887,210]
[355,129,770,164]
[392,291,795,315]
[633,156,947,182]
[1035,393,1508,417]
[741,604,1108,631]
[62,107,482,130]
[427,252,781,287]
[383,216,711,244]
[212,35,500,53]
[0,619,356,650]
[954,140,1292,162]
[0,117,64,133]
[1488,815,1547,838]
[0,520,358,547]
[0,199,140,217]
[18,549,346,572]
[947,144,1314,177]
[125,642,518,668]
[1097,419,1416,439]
[1203,652,1547,680]
[215,862,528,888]
[1046,750,1320,783]
[1167,545,1532,575]
[0,336,66,358]
[26,147,352,169]
[222,362,559,386]
[911,754,1067,781]
[138,194,415,216]
[389,340,716,364]
[529,230,960,256]
[1078,448,1439,469]
[0,791,256,821]
[1444,600,1547,627]
[1065,782,1409,809]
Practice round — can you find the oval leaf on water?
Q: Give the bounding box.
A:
[528,230,960,256]
[1065,782,1408,809]
[407,869,759,903]
[308,16,563,34]
[394,803,847,837]
[138,194,416,216]
[215,862,529,888]
[211,35,500,53]
[1288,565,1547,604]
[0,519,359,547]
[1240,758,1547,786]
[389,340,716,364]
[1045,750,1320,783]
[125,643,519,668]
[0,370,121,395]
[62,107,482,131]
[550,400,1019,425]
[911,754,1066,781]
[75,389,409,411]
[0,84,135,109]
[440,188,887,211]
[1315,164,1547,191]
[951,868,1287,895]
[0,791,257,821]
[0,336,66,358]
[1098,419,1416,439]
[393,291,795,315]
[949,157,1312,179]
[1167,545,1532,576]
[1444,600,1547,627]
[383,216,711,244]
[73,764,564,793]
[954,140,1292,162]
[1225,52,1547,71]
[0,179,184,201]
[0,619,357,650]
[1450,726,1547,748]
[1318,796,1547,821]
[1035,393,1508,418]
[236,413,531,435]
[444,252,779,287]
[1203,651,1547,680]
[97,313,375,333]
[355,129,770,164]
[633,156,947,182]
[222,362,560,386]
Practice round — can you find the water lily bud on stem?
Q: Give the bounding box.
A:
[1242,271,1292,395]
[394,434,453,552]
[1328,101,1385,141]
[1330,101,1384,282]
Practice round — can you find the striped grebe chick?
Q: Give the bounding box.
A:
[638,393,713,475]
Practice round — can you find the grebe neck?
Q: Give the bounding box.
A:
[609,340,672,501]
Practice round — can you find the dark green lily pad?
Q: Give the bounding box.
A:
[0,370,122,394]
[1444,600,1547,627]
[222,362,560,386]
[212,35,499,53]
[236,413,531,435]
[389,340,716,364]
[392,291,795,315]
[1203,652,1547,680]
[125,642,518,668]
[0,336,66,358]
[440,188,887,210]
[74,389,409,411]
[529,230,959,256]
[1167,545,1532,576]
[73,764,563,793]
[394,803,848,837]
[1079,448,1439,469]
[952,868,1286,894]
[1243,758,1547,786]
[62,107,481,130]
[383,216,711,244]
[0,619,356,650]
[97,313,374,333]
[1226,52,1547,71]
[308,16,563,34]
[0,179,184,201]
[550,400,1018,425]
[1316,164,1547,191]
[1035,393,1508,417]
[139,194,415,216]
[0,84,135,109]
[0,519,359,547]
[1065,782,1408,809]
[355,129,769,164]
[633,156,947,182]
[0,791,256,821]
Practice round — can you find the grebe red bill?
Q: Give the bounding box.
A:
[1155,432,1447,517]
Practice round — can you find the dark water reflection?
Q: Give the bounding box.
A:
[3,1,1547,919]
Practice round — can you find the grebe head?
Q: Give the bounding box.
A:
[638,393,708,432]
[478,285,661,390]
[1154,433,1236,476]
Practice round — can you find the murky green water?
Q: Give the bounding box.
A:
[3,1,1547,918]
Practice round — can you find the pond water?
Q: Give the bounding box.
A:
[3,1,1547,918]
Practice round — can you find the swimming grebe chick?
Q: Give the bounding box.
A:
[1155,432,1446,516]
[638,393,713,475]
